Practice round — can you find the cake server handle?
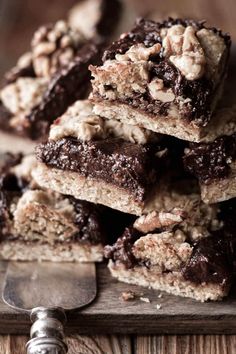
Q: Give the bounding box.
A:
[26,307,68,354]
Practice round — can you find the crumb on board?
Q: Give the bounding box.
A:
[156,304,162,310]
[120,291,136,301]
[158,293,163,298]
[140,297,151,303]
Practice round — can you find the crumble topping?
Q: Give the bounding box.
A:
[12,189,77,244]
[197,28,226,80]
[0,77,48,117]
[49,100,156,144]
[133,231,193,271]
[144,189,222,241]
[115,43,161,62]
[133,208,185,233]
[32,20,84,78]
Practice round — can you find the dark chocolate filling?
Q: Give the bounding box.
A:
[104,227,142,269]
[36,137,161,202]
[182,235,232,286]
[183,134,236,184]
[100,18,230,125]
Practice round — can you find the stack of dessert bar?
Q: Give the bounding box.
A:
[1,11,236,302]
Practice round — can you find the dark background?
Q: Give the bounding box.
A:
[0,0,235,76]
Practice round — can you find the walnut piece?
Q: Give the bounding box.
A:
[115,43,161,62]
[32,20,84,78]
[148,78,175,102]
[162,25,206,80]
[134,208,186,234]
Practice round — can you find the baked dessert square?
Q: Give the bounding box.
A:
[0,152,132,262]
[90,18,231,142]
[0,20,102,141]
[104,189,233,302]
[184,133,236,203]
[34,100,168,215]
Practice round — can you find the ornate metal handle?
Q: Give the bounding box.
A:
[26,307,68,354]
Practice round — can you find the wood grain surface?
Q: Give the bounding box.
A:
[1,335,236,354]
[1,0,236,353]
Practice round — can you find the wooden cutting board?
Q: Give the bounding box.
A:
[0,262,236,335]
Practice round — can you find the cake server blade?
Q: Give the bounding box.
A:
[2,261,97,354]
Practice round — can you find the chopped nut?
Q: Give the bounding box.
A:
[115,43,161,62]
[140,297,151,303]
[133,208,186,234]
[120,291,136,301]
[162,25,206,80]
[31,20,84,78]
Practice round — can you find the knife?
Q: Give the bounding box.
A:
[2,261,97,354]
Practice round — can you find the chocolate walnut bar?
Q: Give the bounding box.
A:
[184,133,236,204]
[90,18,231,142]
[33,100,167,215]
[0,20,102,141]
[0,153,132,262]
[105,189,233,302]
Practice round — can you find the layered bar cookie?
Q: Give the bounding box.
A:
[0,153,131,262]
[105,190,233,302]
[68,0,122,39]
[184,133,236,203]
[0,20,102,140]
[90,18,231,142]
[33,100,166,215]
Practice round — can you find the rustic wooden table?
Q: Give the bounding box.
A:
[1,0,236,352]
[1,334,236,353]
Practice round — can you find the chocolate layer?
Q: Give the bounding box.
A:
[104,227,141,269]
[184,134,236,184]
[36,137,161,202]
[182,235,232,286]
[98,18,231,125]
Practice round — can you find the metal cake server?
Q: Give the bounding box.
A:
[2,261,97,354]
